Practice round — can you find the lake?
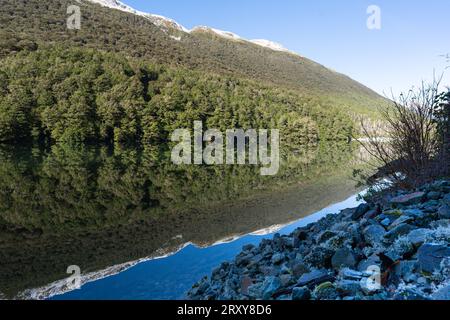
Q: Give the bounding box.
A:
[0,142,366,300]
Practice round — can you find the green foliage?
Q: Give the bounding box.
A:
[0,48,355,145]
[0,0,385,118]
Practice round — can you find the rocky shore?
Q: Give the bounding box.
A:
[188,180,450,300]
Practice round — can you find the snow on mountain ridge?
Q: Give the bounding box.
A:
[86,0,297,54]
[250,39,291,53]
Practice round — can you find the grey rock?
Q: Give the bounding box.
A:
[443,193,450,206]
[352,203,371,220]
[431,285,450,300]
[390,192,425,206]
[340,268,365,280]
[388,215,414,230]
[438,205,450,219]
[316,230,337,244]
[243,244,256,252]
[297,270,335,288]
[261,276,282,300]
[332,248,358,269]
[357,254,381,273]
[430,219,450,229]
[304,247,334,268]
[394,260,417,280]
[292,262,310,278]
[384,224,416,241]
[403,208,425,218]
[427,191,442,200]
[363,224,386,246]
[336,279,362,295]
[292,287,311,300]
[380,218,391,227]
[271,253,284,265]
[247,283,263,299]
[407,228,431,247]
[393,289,429,300]
[417,244,450,273]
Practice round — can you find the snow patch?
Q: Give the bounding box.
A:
[86,0,189,33]
[250,39,291,53]
[86,0,298,54]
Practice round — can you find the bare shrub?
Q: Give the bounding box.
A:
[356,79,448,189]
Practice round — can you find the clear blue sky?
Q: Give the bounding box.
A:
[122,0,449,95]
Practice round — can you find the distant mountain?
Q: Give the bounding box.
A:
[0,0,386,117]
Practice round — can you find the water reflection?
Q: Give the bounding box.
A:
[0,142,363,299]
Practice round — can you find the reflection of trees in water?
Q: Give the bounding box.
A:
[0,142,361,298]
[0,142,358,236]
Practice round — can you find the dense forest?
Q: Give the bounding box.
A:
[0,0,386,119]
[0,48,354,145]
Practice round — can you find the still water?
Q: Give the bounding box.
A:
[0,142,365,300]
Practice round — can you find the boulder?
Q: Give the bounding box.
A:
[271,253,284,265]
[390,192,425,206]
[331,248,358,269]
[427,191,442,200]
[313,282,340,300]
[431,285,450,300]
[407,228,431,247]
[363,224,386,246]
[438,205,450,219]
[443,193,450,206]
[304,247,334,268]
[384,224,416,242]
[388,215,414,230]
[417,244,450,273]
[352,203,371,220]
[297,270,335,288]
[261,276,282,300]
[292,287,311,300]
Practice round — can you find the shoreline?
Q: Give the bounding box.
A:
[188,180,450,300]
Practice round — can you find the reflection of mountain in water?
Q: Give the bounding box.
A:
[0,142,363,298]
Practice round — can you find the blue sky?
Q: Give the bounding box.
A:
[122,0,449,95]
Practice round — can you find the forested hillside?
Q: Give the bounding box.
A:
[0,48,353,145]
[0,0,386,119]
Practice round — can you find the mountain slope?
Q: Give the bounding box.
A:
[0,0,386,117]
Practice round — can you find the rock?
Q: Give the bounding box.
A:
[292,262,310,278]
[271,253,284,265]
[407,228,431,247]
[393,289,429,300]
[336,280,362,296]
[417,244,450,273]
[390,192,425,206]
[297,270,335,288]
[427,191,442,200]
[403,208,425,218]
[431,285,450,300]
[363,224,386,246]
[438,205,450,219]
[313,282,340,300]
[316,230,337,244]
[332,248,358,269]
[352,203,371,220]
[304,247,334,268]
[363,209,379,220]
[358,254,381,272]
[430,219,450,229]
[394,260,417,281]
[340,268,366,280]
[279,274,294,287]
[247,283,263,299]
[292,287,311,300]
[242,244,256,252]
[443,193,450,206]
[261,276,282,300]
[380,218,391,227]
[388,215,414,230]
[384,224,416,241]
